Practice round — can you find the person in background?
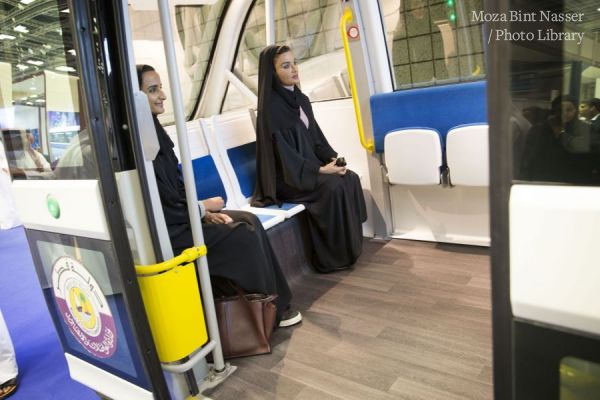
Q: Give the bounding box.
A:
[0,140,21,229]
[520,95,591,182]
[580,98,600,152]
[137,64,301,328]
[252,45,367,273]
[53,110,96,181]
[0,309,18,399]
[555,96,589,154]
[16,132,52,174]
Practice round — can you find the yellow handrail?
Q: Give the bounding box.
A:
[135,245,207,275]
[340,7,374,153]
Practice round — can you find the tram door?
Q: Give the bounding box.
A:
[488,0,600,398]
[1,1,169,399]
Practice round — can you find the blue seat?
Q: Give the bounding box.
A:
[164,121,285,230]
[370,81,487,154]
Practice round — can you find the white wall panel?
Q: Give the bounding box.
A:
[510,184,600,336]
[12,180,110,240]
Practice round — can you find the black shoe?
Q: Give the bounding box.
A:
[0,377,18,400]
[279,309,302,328]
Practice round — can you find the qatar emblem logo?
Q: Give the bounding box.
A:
[52,256,117,358]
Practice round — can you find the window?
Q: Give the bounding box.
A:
[128,0,227,124]
[222,0,349,113]
[0,0,96,180]
[510,0,600,185]
[379,0,486,89]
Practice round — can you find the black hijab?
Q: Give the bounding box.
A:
[252,45,308,206]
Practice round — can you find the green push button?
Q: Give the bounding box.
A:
[47,195,60,219]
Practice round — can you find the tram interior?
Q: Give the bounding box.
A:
[1,0,600,398]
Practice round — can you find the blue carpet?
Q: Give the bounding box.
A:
[0,227,97,400]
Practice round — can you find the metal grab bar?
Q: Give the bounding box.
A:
[135,246,207,275]
[161,340,216,374]
[339,7,374,153]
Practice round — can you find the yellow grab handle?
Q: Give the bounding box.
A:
[340,7,374,153]
[135,245,207,275]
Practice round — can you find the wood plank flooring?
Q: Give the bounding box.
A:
[205,239,492,400]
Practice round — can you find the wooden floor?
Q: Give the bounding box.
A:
[205,239,493,400]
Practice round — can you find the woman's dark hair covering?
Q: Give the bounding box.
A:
[136,64,156,89]
[252,45,296,207]
[551,95,578,114]
[586,98,600,111]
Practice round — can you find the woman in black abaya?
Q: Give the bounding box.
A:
[137,65,300,327]
[252,45,367,273]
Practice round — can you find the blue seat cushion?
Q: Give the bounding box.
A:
[185,155,227,202]
[227,142,256,198]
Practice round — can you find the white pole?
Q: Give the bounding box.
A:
[265,0,275,45]
[156,0,226,371]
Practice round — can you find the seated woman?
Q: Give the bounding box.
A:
[136,64,300,327]
[252,45,367,273]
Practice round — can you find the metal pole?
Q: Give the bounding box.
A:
[265,0,275,45]
[156,0,225,371]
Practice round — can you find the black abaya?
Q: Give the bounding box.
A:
[252,46,367,272]
[151,116,291,318]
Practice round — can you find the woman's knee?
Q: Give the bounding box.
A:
[224,210,261,227]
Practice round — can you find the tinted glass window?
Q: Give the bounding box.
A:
[0,0,97,180]
[510,0,600,185]
[128,0,227,124]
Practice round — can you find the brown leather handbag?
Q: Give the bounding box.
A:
[214,286,278,359]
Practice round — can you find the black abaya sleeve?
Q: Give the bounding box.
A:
[312,120,337,163]
[299,93,337,163]
[273,128,321,191]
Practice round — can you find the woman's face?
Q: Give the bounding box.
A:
[579,102,590,119]
[561,101,577,124]
[140,70,167,115]
[273,51,299,86]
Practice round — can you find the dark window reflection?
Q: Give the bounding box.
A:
[517,95,599,183]
[511,1,600,185]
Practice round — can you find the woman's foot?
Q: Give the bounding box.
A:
[0,377,18,400]
[279,309,302,328]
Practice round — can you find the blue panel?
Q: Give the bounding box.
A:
[187,156,227,202]
[227,142,257,198]
[370,81,487,153]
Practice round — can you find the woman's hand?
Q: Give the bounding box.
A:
[204,211,233,224]
[202,196,225,212]
[319,160,346,175]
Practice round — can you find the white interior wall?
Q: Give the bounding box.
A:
[389,185,490,246]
